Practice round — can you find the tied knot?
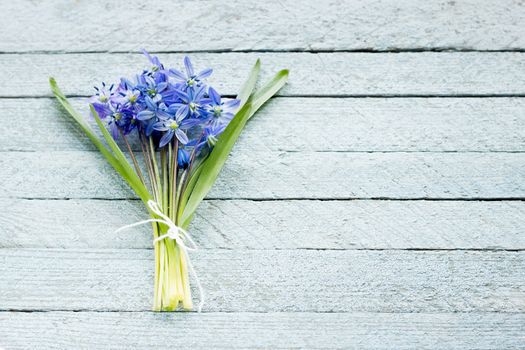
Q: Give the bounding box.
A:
[115,199,204,312]
[166,227,181,241]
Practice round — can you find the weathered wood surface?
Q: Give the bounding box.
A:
[1,151,524,199]
[2,1,524,347]
[2,199,524,250]
[1,312,524,350]
[3,97,525,152]
[1,0,524,52]
[1,249,523,312]
[1,52,525,97]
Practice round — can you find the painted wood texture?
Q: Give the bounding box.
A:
[1,312,524,350]
[3,97,525,152]
[1,151,524,199]
[1,249,524,312]
[1,199,524,250]
[1,52,525,97]
[1,0,524,52]
[1,1,524,348]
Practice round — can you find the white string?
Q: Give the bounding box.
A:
[115,200,205,312]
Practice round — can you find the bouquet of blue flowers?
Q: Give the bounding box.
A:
[49,50,288,311]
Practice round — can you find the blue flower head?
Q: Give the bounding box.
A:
[136,74,168,103]
[168,56,212,91]
[206,87,240,126]
[136,96,172,136]
[169,84,210,121]
[142,49,165,75]
[116,77,141,107]
[177,148,190,169]
[88,51,240,168]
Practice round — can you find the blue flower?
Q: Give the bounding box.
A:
[177,148,190,168]
[152,114,199,147]
[142,49,164,74]
[103,103,135,139]
[91,82,115,103]
[116,78,141,107]
[136,74,168,103]
[168,56,212,90]
[169,85,210,120]
[206,87,240,126]
[136,96,172,136]
[194,123,226,151]
[89,82,116,118]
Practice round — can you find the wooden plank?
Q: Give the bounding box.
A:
[0,151,524,199]
[1,199,524,250]
[3,97,525,152]
[1,312,524,350]
[1,52,525,97]
[0,249,523,312]
[1,0,524,52]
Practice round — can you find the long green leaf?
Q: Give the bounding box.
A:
[177,59,261,215]
[180,102,252,226]
[90,105,151,202]
[236,59,261,108]
[50,78,112,152]
[177,163,204,227]
[180,69,289,226]
[250,69,289,118]
[50,78,151,203]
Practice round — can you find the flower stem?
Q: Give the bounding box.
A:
[141,134,158,202]
[119,128,146,186]
[149,136,162,201]
[161,148,168,213]
[170,140,179,222]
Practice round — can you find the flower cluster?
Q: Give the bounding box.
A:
[89,50,240,168]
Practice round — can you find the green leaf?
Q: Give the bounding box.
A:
[49,78,151,203]
[236,59,261,108]
[177,164,204,228]
[90,105,151,202]
[250,69,289,118]
[180,68,289,226]
[180,102,252,226]
[177,59,261,221]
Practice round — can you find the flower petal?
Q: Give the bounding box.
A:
[174,90,190,103]
[194,85,207,100]
[175,128,189,144]
[137,110,155,120]
[144,96,157,110]
[141,49,153,63]
[145,120,156,136]
[184,56,194,77]
[169,69,186,81]
[222,112,235,122]
[157,82,168,92]
[110,123,119,140]
[223,98,241,109]
[208,87,221,105]
[180,118,201,128]
[196,68,213,80]
[152,122,168,131]
[159,130,174,147]
[157,109,173,119]
[91,102,110,119]
[176,104,189,120]
[167,103,184,113]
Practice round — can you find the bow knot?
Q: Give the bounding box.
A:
[116,200,204,312]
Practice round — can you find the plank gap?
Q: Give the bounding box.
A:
[2,48,525,55]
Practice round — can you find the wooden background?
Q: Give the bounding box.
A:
[0,0,524,348]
